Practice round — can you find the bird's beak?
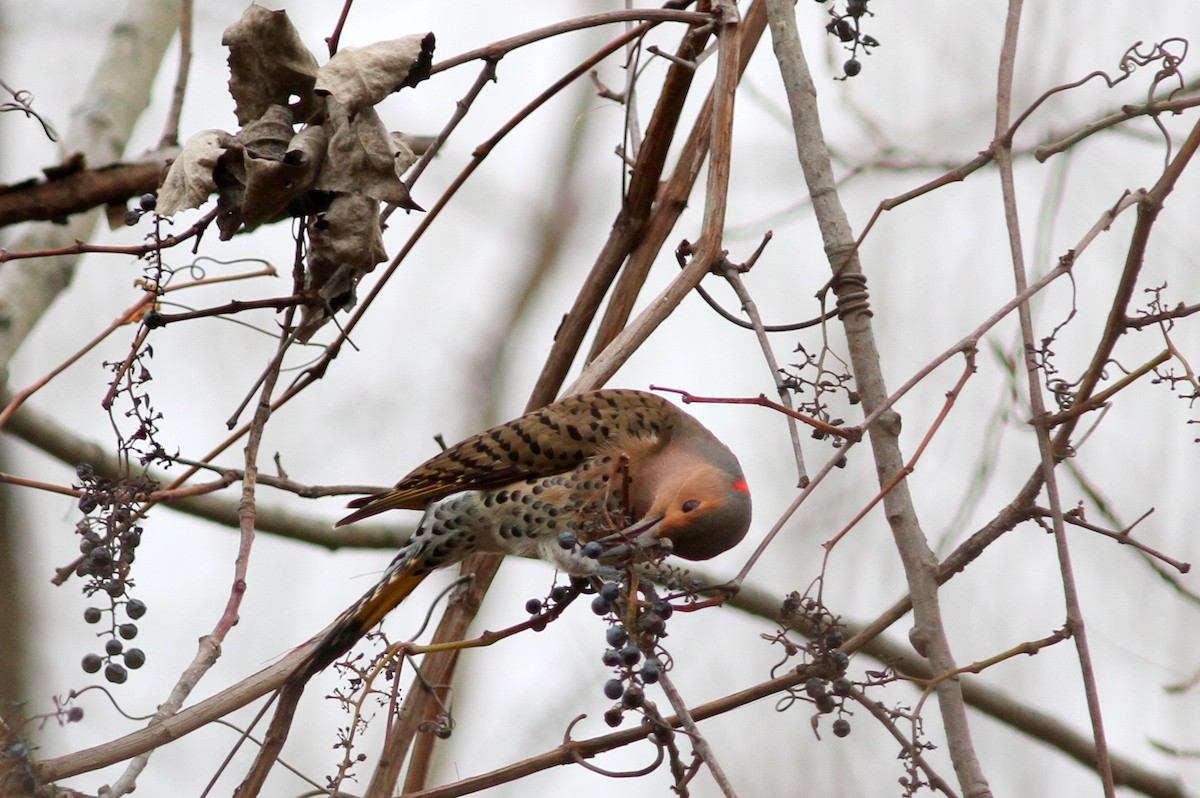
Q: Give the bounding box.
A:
[629,513,666,548]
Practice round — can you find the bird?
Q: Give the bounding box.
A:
[303,388,751,675]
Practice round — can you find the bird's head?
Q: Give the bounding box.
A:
[631,419,752,560]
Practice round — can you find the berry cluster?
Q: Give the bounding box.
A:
[814,0,881,79]
[773,592,856,737]
[74,463,151,683]
[592,581,673,728]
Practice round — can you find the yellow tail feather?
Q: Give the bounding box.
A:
[304,562,430,676]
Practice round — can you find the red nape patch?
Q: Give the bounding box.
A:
[732,479,750,494]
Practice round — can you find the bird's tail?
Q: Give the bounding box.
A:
[301,557,430,678]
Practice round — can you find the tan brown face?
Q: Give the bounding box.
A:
[649,470,752,560]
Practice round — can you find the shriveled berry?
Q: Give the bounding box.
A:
[76,463,95,481]
[651,600,674,619]
[831,677,853,696]
[557,531,578,549]
[825,629,844,649]
[125,599,147,619]
[621,686,645,708]
[591,596,612,616]
[105,638,123,656]
[639,613,665,635]
[832,718,851,737]
[605,626,628,648]
[598,582,620,601]
[603,707,624,727]
[105,663,128,684]
[804,677,826,698]
[525,598,542,615]
[118,623,138,640]
[78,495,98,514]
[83,607,103,624]
[123,648,146,669]
[603,679,624,700]
[581,541,603,559]
[88,548,113,568]
[81,653,102,674]
[65,707,84,723]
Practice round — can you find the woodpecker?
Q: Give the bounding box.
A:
[306,388,751,673]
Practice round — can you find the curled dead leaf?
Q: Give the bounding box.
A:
[157,129,233,216]
[314,33,435,117]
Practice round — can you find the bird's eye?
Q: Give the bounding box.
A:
[681,499,701,513]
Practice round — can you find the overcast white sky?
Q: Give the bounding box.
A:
[3,2,1200,796]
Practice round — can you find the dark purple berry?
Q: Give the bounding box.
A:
[105,638,124,656]
[639,613,665,635]
[139,193,157,211]
[621,686,645,708]
[825,629,844,649]
[605,626,628,648]
[118,623,138,640]
[833,652,850,669]
[104,580,124,598]
[603,707,623,727]
[603,679,624,700]
[88,548,112,568]
[815,693,836,713]
[549,585,570,603]
[78,495,98,514]
[124,209,142,226]
[591,596,611,615]
[581,541,603,559]
[557,532,578,550]
[76,463,95,481]
[143,311,165,330]
[805,677,826,698]
[123,648,146,669]
[81,654,102,674]
[831,677,852,696]
[104,663,128,684]
[83,607,103,624]
[601,649,621,667]
[640,659,662,684]
[598,582,620,602]
[832,718,851,737]
[525,598,542,615]
[620,646,641,666]
[651,600,673,619]
[843,58,862,77]
[65,707,84,723]
[125,599,147,619]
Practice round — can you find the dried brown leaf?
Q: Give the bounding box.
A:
[315,102,421,209]
[237,104,294,159]
[157,129,232,216]
[313,33,435,116]
[297,194,387,341]
[223,4,321,126]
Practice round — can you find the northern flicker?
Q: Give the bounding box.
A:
[305,388,751,674]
